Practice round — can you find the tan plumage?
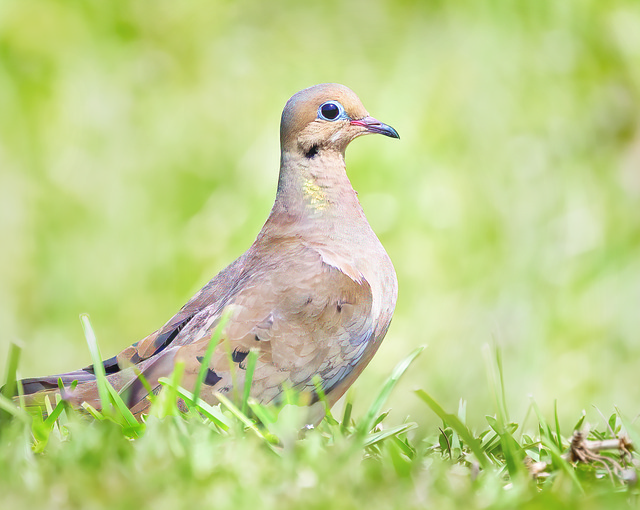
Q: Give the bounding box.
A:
[19,83,399,419]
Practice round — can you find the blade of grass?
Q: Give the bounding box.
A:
[341,390,354,434]
[358,346,424,436]
[80,314,111,415]
[192,313,228,406]
[482,344,508,428]
[0,394,30,423]
[485,415,526,478]
[131,368,155,405]
[156,360,185,417]
[312,375,337,425]
[540,435,584,494]
[363,422,417,447]
[81,402,106,420]
[247,399,278,427]
[494,346,509,423]
[241,349,258,415]
[1,342,21,399]
[104,381,141,434]
[554,399,562,450]
[392,435,416,458]
[215,391,279,446]
[387,437,413,478]
[43,399,67,430]
[415,389,491,470]
[159,382,231,430]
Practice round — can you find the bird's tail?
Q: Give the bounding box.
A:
[15,367,140,417]
[14,346,178,418]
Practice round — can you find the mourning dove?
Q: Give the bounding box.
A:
[18,83,399,418]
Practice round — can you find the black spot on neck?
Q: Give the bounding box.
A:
[304,144,319,159]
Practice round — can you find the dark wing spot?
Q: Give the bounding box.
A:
[254,334,261,342]
[204,369,222,387]
[336,298,351,313]
[152,314,195,355]
[304,144,319,159]
[232,349,249,364]
[83,342,141,375]
[83,354,119,375]
[196,356,223,387]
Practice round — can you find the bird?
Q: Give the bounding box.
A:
[17,83,399,419]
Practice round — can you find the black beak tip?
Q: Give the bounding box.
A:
[385,125,400,139]
[372,122,400,140]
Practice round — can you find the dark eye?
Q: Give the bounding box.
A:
[318,101,343,121]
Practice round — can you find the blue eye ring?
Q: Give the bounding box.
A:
[318,101,345,121]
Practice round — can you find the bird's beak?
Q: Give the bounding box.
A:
[350,116,400,139]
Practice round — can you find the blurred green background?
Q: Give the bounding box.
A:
[1,0,639,429]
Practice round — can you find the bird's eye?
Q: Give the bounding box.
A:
[318,101,343,121]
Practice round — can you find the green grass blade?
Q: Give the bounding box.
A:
[159,382,231,430]
[494,346,509,423]
[393,436,416,459]
[0,343,22,424]
[0,394,31,423]
[247,399,278,427]
[358,346,424,436]
[43,399,67,429]
[482,345,508,428]
[485,415,525,478]
[312,375,337,425]
[554,399,562,450]
[540,435,584,494]
[215,392,278,445]
[131,368,155,405]
[192,313,228,406]
[155,361,185,417]
[341,390,354,434]
[415,389,491,470]
[363,422,417,447]
[80,314,111,415]
[104,381,141,433]
[241,349,258,415]
[1,342,21,399]
[81,402,106,421]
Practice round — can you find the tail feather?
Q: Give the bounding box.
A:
[16,366,141,415]
[14,351,175,419]
[20,370,96,395]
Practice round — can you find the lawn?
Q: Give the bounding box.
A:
[1,0,640,507]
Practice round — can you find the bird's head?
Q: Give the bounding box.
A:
[280,83,399,157]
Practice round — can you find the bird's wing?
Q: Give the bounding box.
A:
[125,239,377,413]
[77,252,251,379]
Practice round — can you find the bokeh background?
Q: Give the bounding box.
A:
[1,0,639,430]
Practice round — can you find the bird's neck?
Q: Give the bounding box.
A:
[267,149,367,229]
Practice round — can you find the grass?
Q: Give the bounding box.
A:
[0,317,638,509]
[2,0,640,507]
